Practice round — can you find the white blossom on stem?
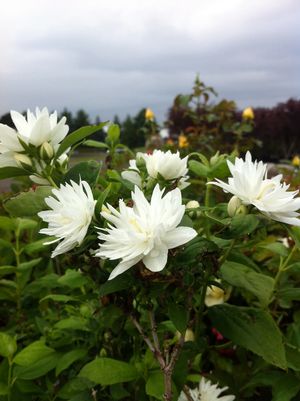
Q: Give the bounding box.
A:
[96,184,197,280]
[209,151,300,226]
[38,180,95,257]
[178,377,235,401]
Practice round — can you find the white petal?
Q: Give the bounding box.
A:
[142,246,168,272]
[165,227,197,249]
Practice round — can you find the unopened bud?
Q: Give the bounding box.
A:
[242,107,254,120]
[186,200,201,218]
[184,329,195,342]
[292,155,300,167]
[40,142,54,160]
[210,151,220,166]
[236,204,248,215]
[145,108,155,121]
[14,153,32,168]
[227,196,242,217]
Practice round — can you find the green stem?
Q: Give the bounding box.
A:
[46,175,58,188]
[204,183,211,239]
[219,239,236,265]
[273,244,297,289]
[14,227,22,313]
[195,266,211,340]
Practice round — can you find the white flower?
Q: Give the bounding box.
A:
[209,151,300,226]
[0,108,69,167]
[121,150,189,189]
[96,184,197,280]
[38,180,95,257]
[205,280,229,307]
[141,150,188,180]
[178,377,235,401]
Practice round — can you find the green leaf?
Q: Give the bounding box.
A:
[14,353,59,380]
[0,332,17,358]
[54,317,90,331]
[13,340,54,366]
[168,304,188,333]
[79,358,138,385]
[24,237,55,255]
[228,214,259,236]
[0,382,8,395]
[0,266,16,276]
[145,371,164,400]
[84,140,108,149]
[220,261,274,305]
[208,304,287,369]
[55,122,108,159]
[58,269,88,288]
[16,218,38,231]
[39,294,77,303]
[99,273,134,297]
[188,160,209,178]
[0,167,30,180]
[106,124,120,144]
[259,242,289,257]
[285,343,300,371]
[63,160,101,186]
[17,258,42,272]
[56,349,87,376]
[57,377,93,399]
[95,184,112,217]
[0,216,16,231]
[4,186,53,217]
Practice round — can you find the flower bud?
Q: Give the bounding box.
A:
[178,134,189,148]
[14,153,32,168]
[184,328,195,342]
[210,151,220,166]
[227,196,242,217]
[40,142,54,159]
[292,155,300,167]
[205,280,230,307]
[145,108,155,121]
[236,204,248,215]
[186,200,201,218]
[242,107,254,120]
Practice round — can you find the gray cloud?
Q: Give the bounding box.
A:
[1,0,299,122]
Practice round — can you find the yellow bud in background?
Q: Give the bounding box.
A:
[40,142,54,160]
[227,196,242,217]
[292,155,300,167]
[178,134,189,148]
[145,108,155,121]
[184,329,195,342]
[14,153,32,168]
[242,107,255,120]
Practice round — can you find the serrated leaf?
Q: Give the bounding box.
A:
[79,358,138,385]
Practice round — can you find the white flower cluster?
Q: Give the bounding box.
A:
[36,150,196,280]
[0,108,69,167]
[122,149,190,189]
[178,377,235,401]
[210,151,300,226]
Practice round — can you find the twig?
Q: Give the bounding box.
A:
[183,385,194,401]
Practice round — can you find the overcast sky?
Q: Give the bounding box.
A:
[1,0,299,122]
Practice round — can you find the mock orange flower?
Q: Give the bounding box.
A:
[242,107,254,120]
[178,134,189,148]
[292,155,300,167]
[145,108,155,121]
